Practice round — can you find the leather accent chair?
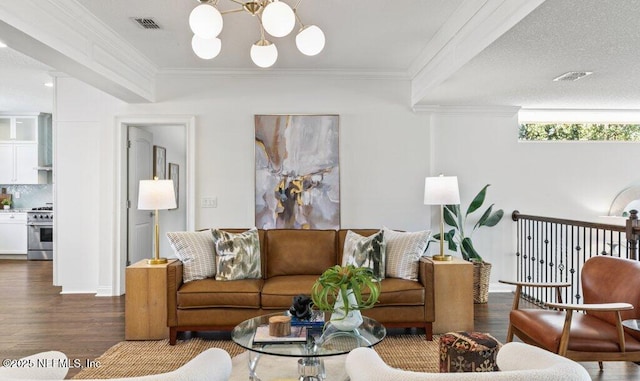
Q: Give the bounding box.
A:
[501,256,640,368]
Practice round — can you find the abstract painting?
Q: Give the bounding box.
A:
[255,114,340,229]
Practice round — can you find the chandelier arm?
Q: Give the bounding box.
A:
[256,13,266,41]
[293,9,304,28]
[220,7,246,15]
[292,0,303,10]
[226,0,246,5]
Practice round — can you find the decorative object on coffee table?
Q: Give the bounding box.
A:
[311,265,379,331]
[439,331,501,372]
[433,184,504,303]
[255,114,340,229]
[289,294,314,320]
[424,175,460,261]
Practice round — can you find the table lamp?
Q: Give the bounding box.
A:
[138,177,177,265]
[424,175,460,261]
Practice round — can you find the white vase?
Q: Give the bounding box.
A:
[3,205,9,210]
[330,289,363,331]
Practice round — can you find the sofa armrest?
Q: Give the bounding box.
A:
[166,260,183,327]
[419,257,435,322]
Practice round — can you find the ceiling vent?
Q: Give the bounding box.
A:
[132,18,161,30]
[553,71,593,82]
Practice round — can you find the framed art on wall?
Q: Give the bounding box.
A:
[255,114,340,229]
[169,163,179,209]
[153,145,166,179]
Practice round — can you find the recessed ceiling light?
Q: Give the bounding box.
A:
[553,71,593,82]
[0,41,7,48]
[44,82,54,88]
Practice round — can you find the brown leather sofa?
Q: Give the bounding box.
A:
[503,255,640,366]
[166,229,435,345]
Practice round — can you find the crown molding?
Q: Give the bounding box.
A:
[519,108,640,123]
[0,0,157,103]
[159,67,410,81]
[414,104,520,117]
[409,0,546,106]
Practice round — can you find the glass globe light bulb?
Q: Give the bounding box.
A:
[191,35,222,59]
[261,1,295,38]
[189,3,223,39]
[295,25,325,56]
[250,40,278,68]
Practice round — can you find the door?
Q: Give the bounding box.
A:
[127,127,153,266]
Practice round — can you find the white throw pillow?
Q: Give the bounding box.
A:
[166,230,216,283]
[383,227,431,281]
[341,230,386,280]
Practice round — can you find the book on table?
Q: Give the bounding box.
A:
[252,325,308,344]
[290,310,325,327]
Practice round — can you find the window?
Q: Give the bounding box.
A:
[519,122,640,141]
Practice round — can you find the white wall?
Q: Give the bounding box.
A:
[430,111,640,291]
[55,74,432,294]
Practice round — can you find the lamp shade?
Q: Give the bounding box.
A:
[261,0,295,37]
[296,25,325,56]
[138,179,177,210]
[424,176,460,205]
[189,3,223,39]
[191,35,222,59]
[250,40,278,68]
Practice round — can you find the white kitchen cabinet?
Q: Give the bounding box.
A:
[0,212,27,254]
[0,143,38,184]
[0,113,51,184]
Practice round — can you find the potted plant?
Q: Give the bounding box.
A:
[311,264,380,331]
[434,184,504,303]
[1,198,11,210]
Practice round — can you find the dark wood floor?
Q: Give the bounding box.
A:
[1,259,638,379]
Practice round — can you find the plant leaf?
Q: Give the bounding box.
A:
[483,209,504,227]
[444,229,457,251]
[443,206,458,228]
[474,204,494,230]
[461,237,482,261]
[466,184,489,216]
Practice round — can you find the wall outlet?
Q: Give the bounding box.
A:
[201,197,217,208]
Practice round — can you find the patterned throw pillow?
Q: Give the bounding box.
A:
[212,227,262,281]
[341,230,386,280]
[166,230,216,283]
[383,227,431,281]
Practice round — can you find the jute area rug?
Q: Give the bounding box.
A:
[73,334,439,380]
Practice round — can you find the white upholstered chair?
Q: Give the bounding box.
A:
[0,348,232,381]
[345,342,591,381]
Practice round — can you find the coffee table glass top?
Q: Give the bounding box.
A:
[231,312,386,358]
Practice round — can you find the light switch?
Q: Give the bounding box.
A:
[201,197,217,208]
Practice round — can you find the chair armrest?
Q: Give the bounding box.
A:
[546,302,634,312]
[499,280,570,310]
[548,302,633,355]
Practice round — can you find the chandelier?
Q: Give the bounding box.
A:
[189,0,325,68]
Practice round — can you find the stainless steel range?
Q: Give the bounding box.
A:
[27,206,53,260]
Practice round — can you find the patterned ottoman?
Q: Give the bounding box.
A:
[439,331,501,372]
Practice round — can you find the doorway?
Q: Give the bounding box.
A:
[116,116,195,296]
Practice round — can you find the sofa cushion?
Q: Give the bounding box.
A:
[342,229,386,280]
[383,227,431,281]
[375,278,425,306]
[166,230,216,283]
[261,275,319,309]
[265,229,337,277]
[212,228,262,281]
[177,278,263,309]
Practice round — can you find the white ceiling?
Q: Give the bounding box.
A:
[2,0,640,112]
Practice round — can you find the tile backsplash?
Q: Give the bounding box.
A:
[0,184,52,209]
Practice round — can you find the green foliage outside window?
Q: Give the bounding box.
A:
[519,123,640,141]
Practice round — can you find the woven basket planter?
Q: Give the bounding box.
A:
[472,261,491,303]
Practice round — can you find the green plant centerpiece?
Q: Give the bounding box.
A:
[434,184,504,303]
[1,199,11,209]
[311,264,380,331]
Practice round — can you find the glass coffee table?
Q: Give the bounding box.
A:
[231,312,386,381]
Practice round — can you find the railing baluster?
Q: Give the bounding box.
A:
[512,210,639,306]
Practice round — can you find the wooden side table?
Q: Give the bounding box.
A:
[427,257,474,334]
[125,259,176,340]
